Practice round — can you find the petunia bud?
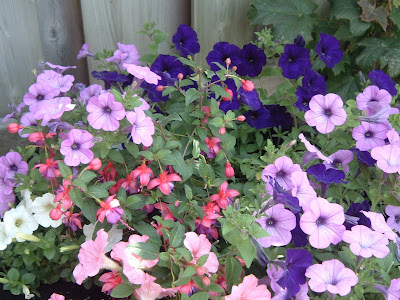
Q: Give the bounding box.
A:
[219,127,226,135]
[50,206,62,220]
[225,58,231,67]
[156,85,165,92]
[7,123,21,133]
[236,115,246,121]
[177,73,184,80]
[222,88,233,101]
[225,162,234,178]
[241,79,255,92]
[88,158,102,171]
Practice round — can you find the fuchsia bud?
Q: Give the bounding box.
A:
[177,73,184,80]
[156,85,165,92]
[225,162,234,178]
[50,205,62,221]
[232,66,237,72]
[236,115,246,122]
[241,79,255,92]
[202,276,211,286]
[7,123,21,133]
[225,58,231,67]
[88,158,102,171]
[28,132,44,143]
[219,127,226,135]
[222,88,233,101]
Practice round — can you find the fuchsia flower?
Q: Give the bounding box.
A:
[33,157,61,180]
[304,93,347,134]
[386,205,400,232]
[300,197,345,249]
[126,107,155,147]
[131,163,154,186]
[0,152,28,180]
[96,195,124,224]
[356,85,392,113]
[262,156,302,190]
[99,271,122,295]
[323,149,353,173]
[60,129,94,167]
[124,64,162,85]
[210,181,240,209]
[147,171,181,195]
[362,211,397,241]
[225,274,271,300]
[77,43,95,59]
[107,42,140,70]
[352,122,388,151]
[87,92,125,131]
[34,97,76,126]
[204,136,221,158]
[305,259,358,296]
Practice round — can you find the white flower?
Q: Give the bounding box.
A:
[19,189,33,214]
[83,221,123,252]
[0,222,12,250]
[3,206,38,241]
[31,193,63,228]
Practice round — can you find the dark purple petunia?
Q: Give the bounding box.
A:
[236,43,267,77]
[278,44,311,79]
[293,35,305,47]
[244,106,270,129]
[368,69,398,96]
[277,249,313,298]
[270,179,301,214]
[237,87,262,110]
[350,148,377,167]
[344,201,372,230]
[301,69,327,99]
[206,42,241,71]
[151,54,191,78]
[172,24,200,57]
[295,86,312,111]
[290,213,309,247]
[91,71,131,90]
[264,105,293,130]
[306,164,346,197]
[250,236,270,267]
[315,33,343,68]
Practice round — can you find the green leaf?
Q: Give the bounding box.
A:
[159,112,182,126]
[331,0,371,36]
[184,184,193,200]
[79,199,98,223]
[178,57,198,68]
[43,247,56,260]
[328,75,360,101]
[21,273,35,285]
[79,171,97,183]
[69,188,83,207]
[58,161,72,178]
[390,6,400,30]
[169,223,185,247]
[125,195,147,210]
[190,292,210,300]
[110,282,136,298]
[185,88,202,106]
[129,241,159,260]
[196,254,209,267]
[182,265,197,278]
[108,150,125,163]
[236,236,256,268]
[7,268,19,281]
[161,150,193,181]
[380,42,400,77]
[192,139,200,158]
[357,38,389,69]
[72,179,87,191]
[155,149,172,160]
[125,143,139,158]
[249,0,317,43]
[225,256,243,285]
[87,186,109,199]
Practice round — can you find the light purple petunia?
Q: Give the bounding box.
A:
[126,107,155,147]
[0,152,28,180]
[124,64,161,85]
[290,171,317,211]
[359,103,399,130]
[300,197,345,249]
[34,97,76,126]
[106,43,140,70]
[298,133,332,165]
[323,150,353,173]
[0,191,15,218]
[362,211,397,241]
[42,74,75,94]
[37,70,62,83]
[262,156,302,190]
[45,62,76,74]
[352,122,388,151]
[356,85,392,114]
[342,225,389,258]
[256,204,296,248]
[79,84,102,104]
[0,167,13,196]
[374,278,400,300]
[19,112,37,138]
[386,205,400,232]
[87,92,125,131]
[304,93,347,134]
[60,129,94,167]
[305,259,358,296]
[77,43,95,60]
[23,83,58,113]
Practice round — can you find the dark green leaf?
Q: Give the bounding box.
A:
[129,241,159,260]
[7,268,19,281]
[125,143,139,158]
[58,161,72,178]
[80,199,98,223]
[190,292,210,300]
[225,256,243,285]
[108,150,125,163]
[79,171,97,184]
[328,75,360,101]
[169,223,185,248]
[331,0,371,36]
[110,283,136,298]
[43,247,56,260]
[185,88,202,106]
[161,150,192,181]
[69,188,83,207]
[72,179,87,192]
[87,186,109,199]
[236,236,256,268]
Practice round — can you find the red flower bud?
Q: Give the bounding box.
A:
[28,132,44,143]
[225,162,235,178]
[156,85,165,92]
[232,66,237,72]
[88,158,102,171]
[7,123,21,133]
[225,58,231,66]
[202,276,211,286]
[236,115,246,121]
[177,73,184,80]
[219,127,226,135]
[202,106,211,115]
[241,80,255,92]
[50,206,62,220]
[222,88,233,101]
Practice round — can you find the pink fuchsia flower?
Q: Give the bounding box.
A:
[305,259,358,296]
[374,278,400,300]
[184,232,219,275]
[352,122,388,151]
[386,205,400,232]
[225,274,271,300]
[124,64,162,85]
[147,171,181,195]
[362,211,397,241]
[34,97,76,126]
[323,150,353,173]
[0,152,28,180]
[62,211,82,232]
[210,181,240,209]
[107,42,140,70]
[45,62,76,74]
[77,43,95,59]
[80,84,102,104]
[97,195,124,224]
[126,107,155,147]
[256,204,296,248]
[290,171,317,211]
[300,197,345,249]
[134,273,178,300]
[262,156,302,190]
[130,163,154,186]
[60,129,94,167]
[99,271,122,295]
[23,83,58,113]
[73,229,121,285]
[304,93,347,134]
[154,202,175,220]
[87,92,125,131]
[48,293,65,300]
[33,157,61,180]
[342,225,389,258]
[356,85,392,113]
[204,136,221,159]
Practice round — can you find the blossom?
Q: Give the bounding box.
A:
[298,133,332,164]
[306,164,346,185]
[244,106,271,129]
[225,274,271,300]
[0,192,15,218]
[41,74,74,94]
[371,142,400,174]
[48,293,65,300]
[151,54,191,79]
[124,64,161,85]
[356,85,392,113]
[96,195,124,224]
[352,122,388,151]
[344,201,371,230]
[33,157,61,180]
[3,102,25,123]
[131,163,154,186]
[374,278,400,300]
[290,171,317,210]
[92,71,131,89]
[184,232,219,274]
[31,193,63,228]
[60,129,94,167]
[204,136,221,158]
[0,222,12,250]
[147,171,181,195]
[34,97,76,126]
[23,83,58,113]
[83,222,122,252]
[126,107,155,147]
[236,43,267,77]
[350,148,376,167]
[386,205,400,232]
[315,34,343,68]
[256,204,296,248]
[362,211,397,241]
[99,271,122,295]
[343,225,389,258]
[262,156,302,190]
[0,152,28,179]
[263,105,293,130]
[77,43,94,59]
[206,42,241,71]
[45,62,76,74]
[3,206,39,241]
[304,93,347,134]
[300,197,345,249]
[368,69,397,96]
[323,150,353,173]
[210,181,240,209]
[87,92,125,131]
[62,211,82,232]
[172,24,200,57]
[79,84,102,104]
[107,42,140,70]
[237,87,262,110]
[301,69,327,99]
[305,259,358,296]
[134,273,178,300]
[0,167,13,196]
[278,44,311,79]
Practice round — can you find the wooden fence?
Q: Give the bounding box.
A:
[0,0,254,118]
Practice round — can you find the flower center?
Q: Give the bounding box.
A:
[180,39,184,45]
[71,143,80,150]
[395,215,400,224]
[321,47,326,54]
[103,106,112,114]
[266,218,275,226]
[316,217,326,226]
[15,219,22,227]
[332,160,341,168]
[364,131,372,138]
[10,165,18,171]
[276,170,286,177]
[324,109,332,117]
[288,57,293,63]
[37,95,44,101]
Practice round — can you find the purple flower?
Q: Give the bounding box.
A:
[350,148,376,167]
[352,122,388,151]
[371,142,400,174]
[92,71,131,90]
[264,105,293,130]
[77,43,95,60]
[151,54,191,78]
[80,84,102,104]
[323,150,353,173]
[34,97,76,126]
[124,64,161,85]
[256,204,296,248]
[244,106,270,129]
[47,121,75,133]
[293,35,305,47]
[368,69,397,96]
[42,74,75,94]
[304,93,347,134]
[306,164,346,185]
[386,205,400,232]
[344,201,371,230]
[0,192,15,218]
[0,152,28,180]
[60,129,94,167]
[172,24,200,57]
[106,42,140,70]
[315,34,343,68]
[301,69,327,99]
[210,76,240,113]
[23,83,58,113]
[126,108,155,147]
[374,278,400,299]
[87,92,125,131]
[0,167,13,196]
[206,42,241,71]
[236,43,267,77]
[19,112,37,137]
[237,87,261,110]
[2,103,25,123]
[298,133,332,165]
[356,85,392,113]
[45,62,76,74]
[295,86,312,111]
[262,156,302,190]
[219,98,240,113]
[265,178,301,213]
[290,213,309,247]
[305,259,358,296]
[359,103,398,129]
[290,171,317,211]
[278,44,311,79]
[362,211,397,242]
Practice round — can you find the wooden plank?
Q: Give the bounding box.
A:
[191,0,254,67]
[81,0,191,81]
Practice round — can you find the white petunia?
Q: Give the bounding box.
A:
[83,221,123,252]
[18,189,33,214]
[31,193,63,228]
[0,222,12,250]
[3,206,38,241]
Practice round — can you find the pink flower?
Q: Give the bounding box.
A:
[80,84,102,103]
[124,64,162,85]
[131,163,154,186]
[362,211,397,241]
[352,122,388,151]
[42,74,75,94]
[126,107,155,147]
[371,143,400,174]
[134,273,178,300]
[342,225,389,258]
[210,181,240,209]
[204,136,221,158]
[323,149,353,173]
[356,85,392,113]
[147,171,181,195]
[290,171,317,211]
[305,259,358,296]
[304,93,347,134]
[34,97,76,126]
[96,195,124,224]
[184,232,219,274]
[23,83,58,113]
[48,293,65,300]
[60,129,94,167]
[298,133,332,165]
[386,205,400,232]
[107,42,140,70]
[45,62,76,74]
[33,157,61,180]
[99,271,122,294]
[77,43,95,59]
[374,278,400,300]
[262,156,302,190]
[225,274,271,300]
[300,197,345,249]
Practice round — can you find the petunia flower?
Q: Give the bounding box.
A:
[83,222,122,252]
[79,84,102,104]
[244,105,271,129]
[368,69,397,96]
[0,222,12,250]
[386,205,400,232]
[96,195,124,224]
[3,206,39,242]
[305,259,358,296]
[0,152,28,180]
[151,54,191,79]
[300,197,345,249]
[134,273,178,300]
[306,164,346,185]
[60,129,94,167]
[206,42,241,71]
[23,83,58,113]
[323,149,353,173]
[298,133,332,165]
[304,93,347,134]
[48,293,65,300]
[126,107,155,147]
[45,62,76,74]
[344,201,371,230]
[315,34,343,68]
[172,24,200,57]
[41,74,74,95]
[290,171,317,211]
[350,148,376,167]
[130,163,154,186]
[87,92,126,131]
[106,42,140,70]
[0,192,15,218]
[300,69,327,99]
[225,274,271,300]
[77,43,95,60]
[237,87,262,110]
[362,211,397,241]
[2,102,25,123]
[31,193,63,228]
[236,43,267,77]
[210,181,240,209]
[34,97,76,126]
[356,85,392,114]
[92,71,131,90]
[278,44,311,79]
[352,122,388,151]
[124,64,161,85]
[0,167,13,197]
[371,143,400,174]
[290,213,309,247]
[262,156,302,190]
[374,278,400,300]
[147,171,181,196]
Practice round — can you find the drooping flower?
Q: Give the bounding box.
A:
[31,193,63,228]
[206,42,241,71]
[0,167,13,197]
[306,164,346,185]
[184,232,219,274]
[126,107,155,147]
[204,136,221,159]
[290,213,309,247]
[298,133,332,164]
[315,34,343,68]
[350,148,376,167]
[262,156,302,190]
[386,205,400,232]
[368,69,397,96]
[356,85,392,113]
[87,92,125,131]
[300,197,345,249]
[62,211,83,232]
[236,43,267,77]
[323,150,353,173]
[96,195,124,224]
[147,171,182,196]
[362,211,397,241]
[0,152,28,180]
[3,206,39,241]
[305,259,358,296]
[352,122,388,151]
[225,274,271,300]
[124,64,162,85]
[77,43,95,60]
[301,69,327,99]
[278,44,311,79]
[172,24,200,57]
[54,179,74,210]
[60,129,94,167]
[2,102,25,123]
[304,93,347,134]
[33,157,61,180]
[106,42,140,70]
[210,181,240,209]
[34,97,76,126]
[130,163,154,186]
[264,178,301,214]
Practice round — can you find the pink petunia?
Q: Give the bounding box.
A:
[290,171,317,211]
[48,293,65,300]
[23,83,58,113]
[342,225,389,258]
[305,259,358,296]
[124,64,162,85]
[371,143,400,174]
[298,133,332,165]
[356,85,392,113]
[107,42,140,70]
[300,197,345,249]
[34,97,76,126]
[184,232,219,274]
[209,181,240,209]
[352,122,388,151]
[323,149,353,173]
[126,107,155,147]
[225,274,271,300]
[262,156,302,190]
[386,205,400,232]
[362,211,397,241]
[79,84,102,104]
[134,273,178,300]
[374,278,400,300]
[304,93,347,134]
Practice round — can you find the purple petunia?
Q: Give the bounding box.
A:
[92,71,131,90]
[106,42,140,70]
[60,129,94,167]
[206,42,241,71]
[0,152,28,180]
[236,43,267,77]
[323,150,353,173]
[151,54,191,79]
[350,148,376,167]
[352,122,388,151]
[34,97,76,126]
[172,24,200,57]
[0,192,15,218]
[237,87,262,110]
[344,201,372,230]
[306,164,346,185]
[315,34,343,68]
[19,112,37,138]
[244,106,270,129]
[23,83,58,113]
[374,278,400,299]
[45,62,76,74]
[368,69,397,96]
[80,84,102,104]
[290,171,317,211]
[262,156,302,190]
[301,69,327,99]
[293,35,305,47]
[356,85,392,113]
[264,105,294,130]
[386,205,400,232]
[126,107,155,147]
[0,167,14,197]
[278,44,311,79]
[371,131,400,174]
[77,43,95,60]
